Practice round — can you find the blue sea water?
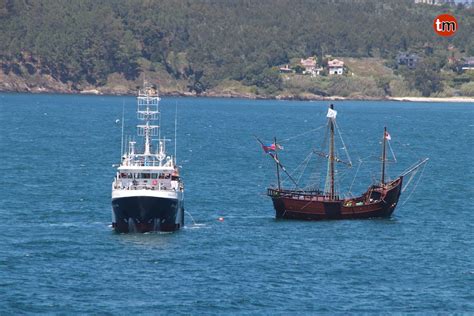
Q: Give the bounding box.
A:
[0,93,473,314]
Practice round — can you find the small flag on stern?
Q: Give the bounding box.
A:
[385,131,391,140]
[327,108,338,119]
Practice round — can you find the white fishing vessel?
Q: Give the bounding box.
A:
[111,84,184,233]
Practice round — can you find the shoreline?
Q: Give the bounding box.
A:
[0,88,473,103]
[387,96,474,103]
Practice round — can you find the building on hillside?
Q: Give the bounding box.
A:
[461,57,474,71]
[279,64,293,73]
[414,0,453,5]
[300,57,316,70]
[328,59,344,75]
[313,67,324,76]
[300,57,322,76]
[414,0,473,6]
[448,56,458,65]
[397,52,420,69]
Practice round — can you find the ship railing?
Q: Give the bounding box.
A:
[126,160,163,167]
[267,188,323,198]
[115,183,178,191]
[267,188,344,202]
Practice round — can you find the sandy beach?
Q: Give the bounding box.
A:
[389,96,474,103]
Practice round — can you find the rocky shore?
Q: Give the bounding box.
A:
[1,71,472,103]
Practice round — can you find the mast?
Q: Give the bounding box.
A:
[174,102,178,164]
[137,84,160,158]
[274,137,281,190]
[381,126,387,185]
[120,101,125,158]
[329,104,336,200]
[254,135,298,188]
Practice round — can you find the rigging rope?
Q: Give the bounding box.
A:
[294,151,314,184]
[278,126,325,143]
[348,160,363,196]
[401,162,427,206]
[402,168,418,193]
[334,120,353,166]
[388,140,397,163]
[391,138,420,163]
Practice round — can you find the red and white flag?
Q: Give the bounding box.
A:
[385,131,391,140]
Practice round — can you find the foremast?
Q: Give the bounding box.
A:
[381,126,387,185]
[274,137,281,191]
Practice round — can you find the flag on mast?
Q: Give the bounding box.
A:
[327,108,337,119]
[385,131,391,140]
[261,143,283,154]
[262,144,276,153]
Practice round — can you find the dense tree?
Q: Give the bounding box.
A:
[402,61,443,96]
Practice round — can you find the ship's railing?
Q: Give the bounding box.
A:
[267,188,339,201]
[122,158,166,167]
[267,188,323,197]
[113,179,182,191]
[114,183,178,191]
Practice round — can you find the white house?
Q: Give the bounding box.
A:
[279,64,293,73]
[328,59,344,75]
[461,57,474,71]
[300,57,322,77]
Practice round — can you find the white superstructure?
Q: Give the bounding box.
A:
[111,84,184,232]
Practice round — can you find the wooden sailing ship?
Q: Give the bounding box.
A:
[258,104,428,220]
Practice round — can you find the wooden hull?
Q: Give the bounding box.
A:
[269,177,403,220]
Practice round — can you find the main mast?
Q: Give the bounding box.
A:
[328,104,336,200]
[137,83,160,161]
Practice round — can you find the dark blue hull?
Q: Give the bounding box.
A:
[112,196,184,233]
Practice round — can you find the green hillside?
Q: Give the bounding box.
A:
[0,0,473,97]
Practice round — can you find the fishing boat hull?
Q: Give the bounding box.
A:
[111,191,184,233]
[269,177,403,221]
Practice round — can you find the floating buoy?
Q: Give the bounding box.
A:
[218,217,224,222]
[115,119,120,124]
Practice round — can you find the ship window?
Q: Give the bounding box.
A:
[143,173,150,179]
[151,174,158,179]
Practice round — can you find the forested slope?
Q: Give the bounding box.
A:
[0,0,473,97]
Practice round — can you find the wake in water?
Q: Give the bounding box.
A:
[183,210,210,229]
